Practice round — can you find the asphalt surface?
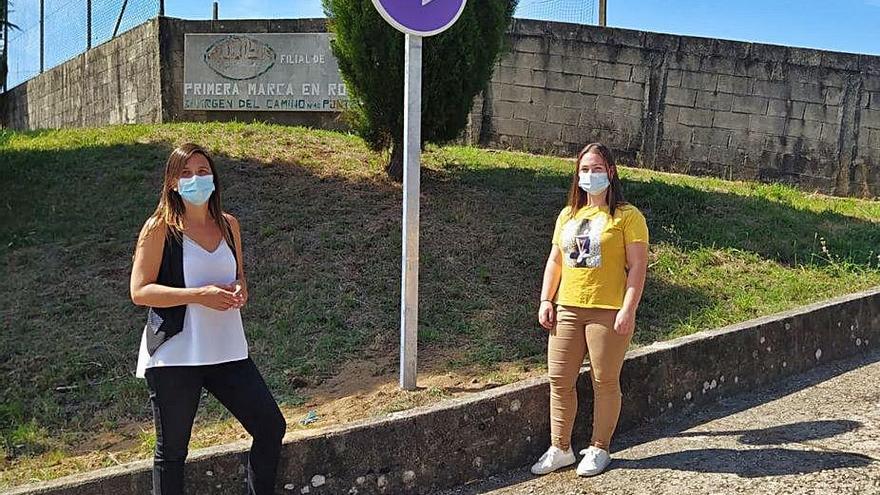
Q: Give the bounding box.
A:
[438,349,880,495]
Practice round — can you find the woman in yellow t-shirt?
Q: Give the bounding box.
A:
[530,142,649,478]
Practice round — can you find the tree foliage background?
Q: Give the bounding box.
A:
[323,0,517,180]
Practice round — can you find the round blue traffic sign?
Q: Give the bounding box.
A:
[372,0,467,37]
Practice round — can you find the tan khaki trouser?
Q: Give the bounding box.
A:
[548,305,632,451]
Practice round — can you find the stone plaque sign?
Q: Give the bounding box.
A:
[184,33,349,112]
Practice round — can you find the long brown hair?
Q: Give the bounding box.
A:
[146,143,233,246]
[566,142,627,217]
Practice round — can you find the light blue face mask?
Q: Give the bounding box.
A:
[578,171,610,195]
[177,175,215,206]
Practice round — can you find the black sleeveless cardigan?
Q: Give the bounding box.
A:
[144,226,237,356]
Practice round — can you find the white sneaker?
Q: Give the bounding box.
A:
[576,446,611,477]
[530,446,576,475]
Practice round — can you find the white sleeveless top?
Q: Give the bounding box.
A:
[136,235,249,378]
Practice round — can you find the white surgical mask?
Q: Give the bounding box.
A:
[177,175,215,205]
[578,171,610,195]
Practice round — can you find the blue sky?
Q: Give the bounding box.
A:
[167,0,880,56]
[7,0,879,88]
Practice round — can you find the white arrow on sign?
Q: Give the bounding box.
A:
[422,0,435,5]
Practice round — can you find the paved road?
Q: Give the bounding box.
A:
[439,350,880,495]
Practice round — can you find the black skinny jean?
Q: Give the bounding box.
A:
[144,358,286,495]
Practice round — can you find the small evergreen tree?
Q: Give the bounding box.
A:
[323,0,517,181]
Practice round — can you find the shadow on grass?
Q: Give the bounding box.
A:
[428,163,878,353]
[443,164,880,269]
[1,140,181,463]
[0,137,716,463]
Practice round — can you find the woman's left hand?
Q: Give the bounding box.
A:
[223,280,248,309]
[614,308,635,335]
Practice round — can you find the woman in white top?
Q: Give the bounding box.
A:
[130,143,286,495]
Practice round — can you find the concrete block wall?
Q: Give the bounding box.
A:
[0,19,161,129]
[470,19,880,197]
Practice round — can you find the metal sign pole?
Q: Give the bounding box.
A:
[399,32,422,391]
[371,0,466,391]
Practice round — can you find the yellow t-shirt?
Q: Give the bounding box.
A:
[551,203,649,309]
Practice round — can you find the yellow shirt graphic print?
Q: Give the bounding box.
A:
[560,214,607,268]
[552,204,649,309]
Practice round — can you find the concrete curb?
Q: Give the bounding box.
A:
[6,287,880,495]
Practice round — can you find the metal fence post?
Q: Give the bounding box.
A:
[599,0,607,26]
[6,0,162,88]
[212,2,218,20]
[87,0,92,50]
[112,0,129,38]
[2,0,8,92]
[39,0,44,72]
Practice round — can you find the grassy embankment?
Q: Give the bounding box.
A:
[1,122,878,487]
